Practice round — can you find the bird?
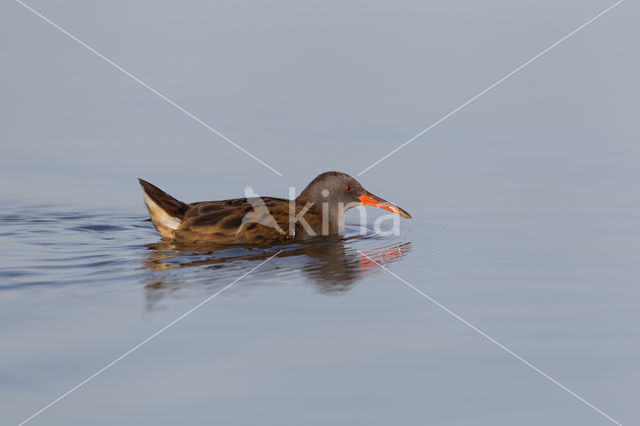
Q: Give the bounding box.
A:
[139,171,411,244]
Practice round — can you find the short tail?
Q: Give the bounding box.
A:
[139,179,189,238]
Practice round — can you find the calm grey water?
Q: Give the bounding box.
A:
[2,0,639,425]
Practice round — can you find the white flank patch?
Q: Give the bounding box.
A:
[143,192,181,230]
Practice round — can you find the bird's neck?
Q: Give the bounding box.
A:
[295,195,345,236]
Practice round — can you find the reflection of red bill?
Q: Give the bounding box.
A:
[359,193,412,218]
[357,244,409,273]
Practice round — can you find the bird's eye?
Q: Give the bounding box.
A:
[345,185,352,192]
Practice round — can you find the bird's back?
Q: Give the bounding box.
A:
[177,197,301,244]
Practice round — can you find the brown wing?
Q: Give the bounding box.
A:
[176,197,300,244]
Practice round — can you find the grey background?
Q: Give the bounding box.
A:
[1,0,638,425]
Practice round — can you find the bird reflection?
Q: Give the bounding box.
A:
[142,236,411,310]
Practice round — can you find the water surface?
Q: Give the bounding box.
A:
[1,197,637,426]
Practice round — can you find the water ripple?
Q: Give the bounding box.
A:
[0,203,414,307]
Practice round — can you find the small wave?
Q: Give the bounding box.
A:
[68,224,128,232]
